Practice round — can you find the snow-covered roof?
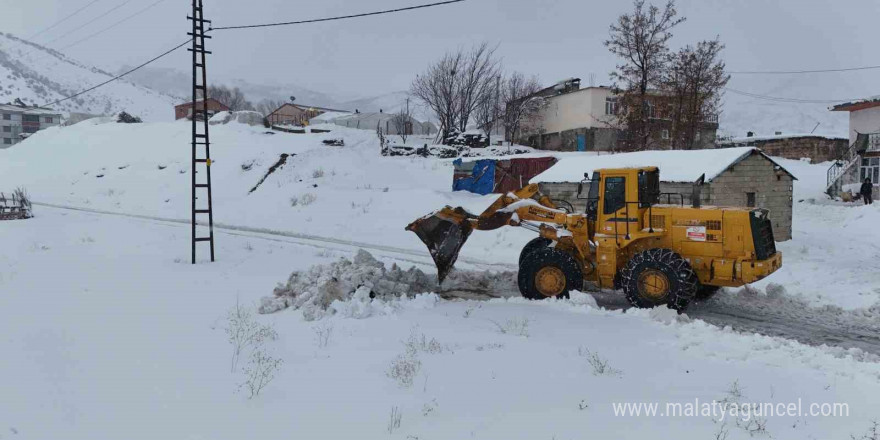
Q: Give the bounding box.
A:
[0,104,61,115]
[309,111,351,123]
[829,97,880,112]
[531,147,794,184]
[719,133,847,144]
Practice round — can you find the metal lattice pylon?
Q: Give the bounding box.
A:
[188,0,215,263]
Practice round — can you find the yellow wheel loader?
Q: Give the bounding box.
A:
[407,167,782,311]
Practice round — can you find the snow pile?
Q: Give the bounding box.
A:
[209,111,265,126]
[262,249,517,319]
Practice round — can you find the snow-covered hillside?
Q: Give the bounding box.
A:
[2,121,879,439]
[0,33,176,121]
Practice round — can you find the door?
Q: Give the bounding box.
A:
[577,134,586,152]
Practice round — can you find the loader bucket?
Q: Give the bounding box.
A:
[406,207,474,284]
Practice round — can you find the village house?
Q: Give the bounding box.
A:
[313,110,437,136]
[509,78,719,152]
[0,102,62,148]
[174,98,230,120]
[828,99,880,198]
[717,133,848,164]
[267,103,350,126]
[530,147,796,241]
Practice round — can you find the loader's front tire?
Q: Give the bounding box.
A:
[621,249,697,312]
[519,237,552,266]
[518,247,582,300]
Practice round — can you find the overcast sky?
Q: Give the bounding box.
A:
[2,0,879,102]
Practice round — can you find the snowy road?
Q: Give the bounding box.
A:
[27,204,880,359]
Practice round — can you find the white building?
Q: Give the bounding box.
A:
[0,103,62,148]
[828,99,880,197]
[511,78,718,151]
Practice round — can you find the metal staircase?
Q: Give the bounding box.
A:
[188,0,215,263]
[826,133,868,196]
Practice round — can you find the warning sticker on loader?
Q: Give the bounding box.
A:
[686,226,707,241]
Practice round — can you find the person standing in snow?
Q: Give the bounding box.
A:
[860,178,874,205]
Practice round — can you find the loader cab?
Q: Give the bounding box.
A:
[578,167,660,238]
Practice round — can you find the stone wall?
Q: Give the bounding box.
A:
[722,136,848,163]
[704,153,793,240]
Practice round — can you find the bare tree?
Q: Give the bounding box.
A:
[501,72,545,146]
[663,38,728,149]
[475,74,502,145]
[392,97,414,144]
[201,85,255,111]
[605,0,685,151]
[411,42,500,144]
[255,99,286,118]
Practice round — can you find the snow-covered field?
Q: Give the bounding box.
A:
[1,120,879,439]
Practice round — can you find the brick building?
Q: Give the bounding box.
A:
[267,103,349,126]
[717,133,847,163]
[530,147,795,240]
[174,98,230,120]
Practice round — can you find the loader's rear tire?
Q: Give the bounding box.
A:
[518,247,582,300]
[621,249,697,312]
[519,237,552,266]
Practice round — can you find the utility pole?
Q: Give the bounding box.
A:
[188,0,216,263]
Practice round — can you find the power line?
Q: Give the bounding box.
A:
[27,0,103,40]
[210,0,466,31]
[41,39,190,108]
[41,0,135,46]
[724,87,863,104]
[729,64,880,75]
[51,0,168,55]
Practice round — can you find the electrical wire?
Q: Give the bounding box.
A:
[210,0,465,31]
[27,0,103,40]
[41,0,135,46]
[40,39,191,108]
[729,64,880,75]
[51,0,168,55]
[724,87,864,104]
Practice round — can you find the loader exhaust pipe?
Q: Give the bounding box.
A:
[692,173,705,208]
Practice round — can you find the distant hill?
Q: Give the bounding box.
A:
[0,32,176,121]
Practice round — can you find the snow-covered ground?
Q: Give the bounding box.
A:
[1,120,879,439]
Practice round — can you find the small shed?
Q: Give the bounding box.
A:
[453,157,558,195]
[531,147,796,241]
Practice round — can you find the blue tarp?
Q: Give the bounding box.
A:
[452,158,495,195]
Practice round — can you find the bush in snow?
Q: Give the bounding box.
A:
[290,193,317,207]
[387,351,421,388]
[490,317,530,337]
[312,322,333,348]
[116,111,142,123]
[852,421,880,440]
[578,347,622,377]
[387,406,402,434]
[311,168,325,179]
[225,300,278,372]
[239,348,283,399]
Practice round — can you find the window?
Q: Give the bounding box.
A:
[661,129,670,140]
[603,177,626,214]
[746,192,756,208]
[22,125,38,134]
[638,170,660,208]
[2,113,10,120]
[695,131,701,141]
[2,126,9,133]
[861,157,880,183]
[22,115,40,123]
[44,116,54,124]
[3,138,11,145]
[646,102,656,118]
[605,97,619,115]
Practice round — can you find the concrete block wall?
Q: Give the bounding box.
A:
[705,154,793,240]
